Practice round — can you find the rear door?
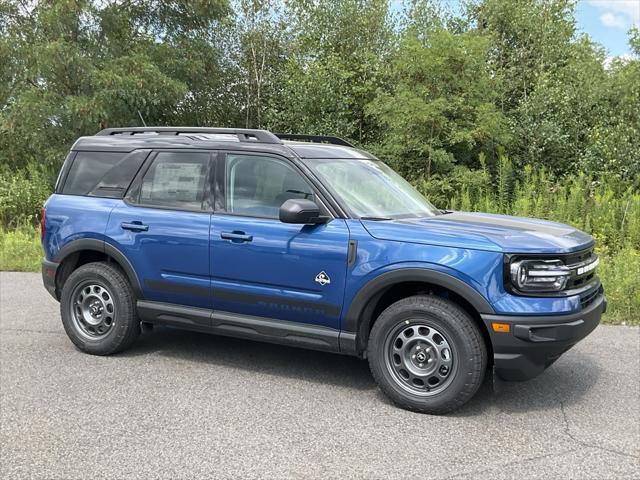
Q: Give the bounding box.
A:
[210,152,350,329]
[106,150,213,309]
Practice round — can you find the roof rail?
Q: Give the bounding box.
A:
[95,127,282,144]
[275,133,355,148]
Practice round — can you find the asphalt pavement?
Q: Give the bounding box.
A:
[1,272,639,479]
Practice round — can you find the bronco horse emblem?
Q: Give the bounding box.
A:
[314,271,331,286]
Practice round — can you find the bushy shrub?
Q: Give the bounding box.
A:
[597,246,640,325]
[0,166,53,227]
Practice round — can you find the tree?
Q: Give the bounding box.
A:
[512,36,608,173]
[233,0,288,128]
[265,0,395,144]
[581,27,640,180]
[368,27,510,179]
[472,0,578,111]
[0,0,232,171]
[468,0,637,176]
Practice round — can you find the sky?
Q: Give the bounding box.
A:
[575,0,639,57]
[426,0,640,58]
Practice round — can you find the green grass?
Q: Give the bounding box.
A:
[1,224,637,325]
[0,225,42,272]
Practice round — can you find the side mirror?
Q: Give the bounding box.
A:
[279,199,327,224]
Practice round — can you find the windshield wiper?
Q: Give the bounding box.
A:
[360,216,393,221]
[439,209,453,215]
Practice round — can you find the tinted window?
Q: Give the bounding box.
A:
[55,152,75,193]
[63,151,127,195]
[139,152,209,210]
[225,154,315,218]
[90,150,147,198]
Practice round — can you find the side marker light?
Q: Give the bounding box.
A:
[491,322,511,333]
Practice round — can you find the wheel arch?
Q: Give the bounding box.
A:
[342,268,495,355]
[53,239,142,299]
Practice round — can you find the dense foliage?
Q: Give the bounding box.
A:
[2,0,638,178]
[0,0,638,322]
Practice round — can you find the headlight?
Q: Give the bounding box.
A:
[509,259,571,293]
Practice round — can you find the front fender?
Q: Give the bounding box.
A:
[339,263,497,354]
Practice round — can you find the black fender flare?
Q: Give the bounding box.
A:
[341,268,495,353]
[54,239,143,298]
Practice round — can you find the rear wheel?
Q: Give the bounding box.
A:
[368,295,486,414]
[60,262,140,355]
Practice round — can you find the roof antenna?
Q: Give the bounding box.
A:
[137,110,147,127]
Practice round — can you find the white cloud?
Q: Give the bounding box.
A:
[604,53,634,68]
[600,12,627,29]
[589,1,640,27]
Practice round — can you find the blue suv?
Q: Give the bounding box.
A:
[41,127,605,414]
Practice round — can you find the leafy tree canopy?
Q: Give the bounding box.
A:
[1,0,638,181]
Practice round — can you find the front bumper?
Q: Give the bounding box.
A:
[481,292,605,381]
[42,259,59,299]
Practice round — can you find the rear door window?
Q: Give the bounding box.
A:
[138,152,210,210]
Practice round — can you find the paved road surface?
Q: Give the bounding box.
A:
[1,272,638,479]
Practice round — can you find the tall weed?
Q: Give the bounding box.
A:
[419,164,640,255]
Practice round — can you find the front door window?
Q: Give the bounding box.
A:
[224,154,315,218]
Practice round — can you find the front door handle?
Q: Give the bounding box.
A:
[121,221,149,232]
[220,231,253,243]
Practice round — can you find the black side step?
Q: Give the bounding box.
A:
[137,300,343,353]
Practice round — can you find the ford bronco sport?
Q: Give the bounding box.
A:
[41,127,605,414]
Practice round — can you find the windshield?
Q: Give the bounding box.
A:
[304,159,440,219]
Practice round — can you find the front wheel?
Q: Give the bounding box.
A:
[367,295,487,414]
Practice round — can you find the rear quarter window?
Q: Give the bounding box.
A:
[62,151,147,198]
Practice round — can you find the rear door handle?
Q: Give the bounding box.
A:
[220,231,253,242]
[121,221,149,232]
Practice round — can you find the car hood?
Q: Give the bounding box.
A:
[361,212,594,254]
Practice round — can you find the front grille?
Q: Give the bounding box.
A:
[564,248,594,266]
[563,247,599,290]
[566,272,595,289]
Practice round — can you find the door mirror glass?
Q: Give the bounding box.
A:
[279,199,325,224]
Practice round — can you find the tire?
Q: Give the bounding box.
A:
[367,295,486,414]
[60,261,140,355]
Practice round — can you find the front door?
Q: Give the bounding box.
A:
[210,152,349,329]
[106,150,213,309]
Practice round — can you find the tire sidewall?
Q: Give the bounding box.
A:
[60,264,135,354]
[369,298,486,412]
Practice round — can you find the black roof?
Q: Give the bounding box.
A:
[72,127,376,160]
[283,142,376,159]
